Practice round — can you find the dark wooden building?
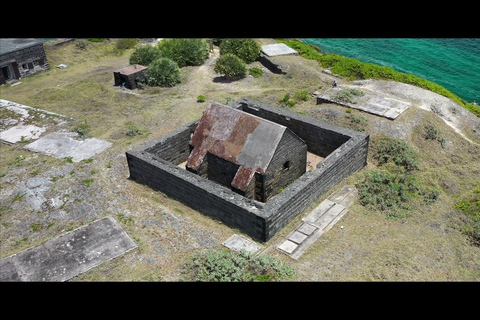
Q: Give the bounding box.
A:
[113,64,147,89]
[186,103,307,202]
[0,38,49,85]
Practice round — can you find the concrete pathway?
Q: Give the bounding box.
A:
[277,186,357,260]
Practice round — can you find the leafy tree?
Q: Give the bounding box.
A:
[145,58,181,87]
[214,53,247,80]
[219,38,261,64]
[157,38,209,68]
[129,45,162,66]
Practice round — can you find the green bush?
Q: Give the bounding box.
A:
[249,67,263,78]
[373,138,419,172]
[357,170,419,219]
[197,95,206,102]
[180,248,295,282]
[146,58,181,87]
[293,89,310,101]
[219,38,261,64]
[454,187,480,245]
[214,53,247,80]
[115,38,139,50]
[129,45,162,66]
[157,38,209,68]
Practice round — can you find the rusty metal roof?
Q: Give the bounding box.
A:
[115,64,147,75]
[187,103,288,191]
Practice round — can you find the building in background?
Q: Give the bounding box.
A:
[0,38,50,85]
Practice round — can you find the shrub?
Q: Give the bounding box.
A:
[293,89,310,101]
[219,38,261,64]
[214,53,247,80]
[356,170,419,219]
[249,67,263,78]
[424,124,439,140]
[75,39,88,49]
[157,38,209,68]
[197,95,206,102]
[129,45,162,66]
[180,248,295,282]
[454,187,480,245]
[146,58,181,87]
[115,38,139,50]
[373,138,419,172]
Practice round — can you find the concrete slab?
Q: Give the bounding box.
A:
[297,222,318,235]
[303,199,336,224]
[0,125,46,144]
[223,234,261,254]
[316,86,411,120]
[288,230,309,244]
[0,99,73,121]
[0,215,137,282]
[277,186,357,260]
[261,43,298,57]
[277,240,298,254]
[24,131,112,162]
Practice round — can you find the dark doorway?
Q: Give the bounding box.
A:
[2,66,13,81]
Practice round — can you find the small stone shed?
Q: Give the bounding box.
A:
[0,38,49,85]
[113,64,147,89]
[186,103,307,202]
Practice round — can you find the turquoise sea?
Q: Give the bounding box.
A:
[300,38,480,104]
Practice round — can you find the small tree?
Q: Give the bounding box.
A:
[129,45,162,66]
[214,53,247,80]
[146,58,181,87]
[219,38,261,64]
[157,38,209,68]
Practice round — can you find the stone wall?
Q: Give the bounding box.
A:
[126,99,369,242]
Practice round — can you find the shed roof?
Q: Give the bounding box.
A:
[0,38,45,56]
[187,103,291,191]
[115,64,147,75]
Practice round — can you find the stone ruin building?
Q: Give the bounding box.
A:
[0,38,50,85]
[185,103,307,202]
[126,98,369,242]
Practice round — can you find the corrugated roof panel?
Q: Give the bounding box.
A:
[187,103,287,174]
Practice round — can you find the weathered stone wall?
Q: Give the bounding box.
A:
[206,153,240,189]
[264,130,307,201]
[0,43,49,84]
[126,99,369,242]
[145,121,198,165]
[126,148,268,241]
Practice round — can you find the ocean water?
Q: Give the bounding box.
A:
[300,38,480,104]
